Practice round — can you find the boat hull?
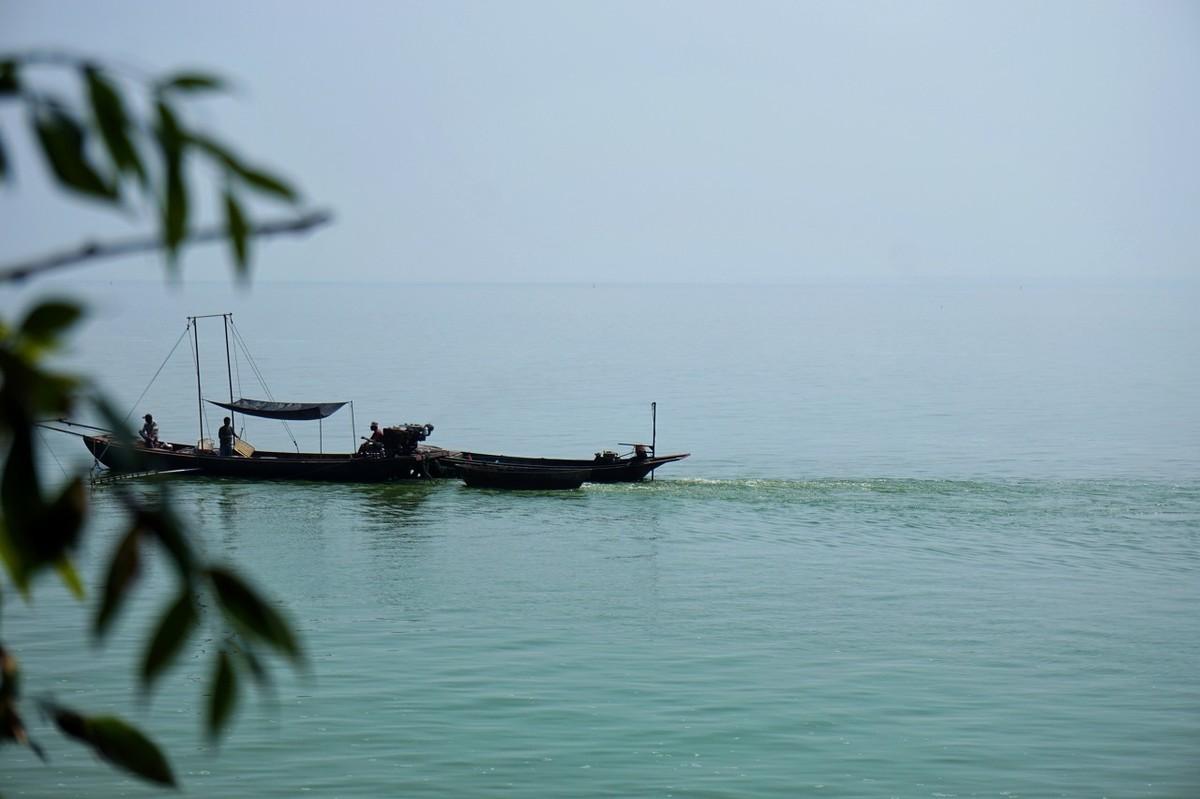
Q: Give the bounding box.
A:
[436,451,689,483]
[456,462,588,491]
[84,436,446,483]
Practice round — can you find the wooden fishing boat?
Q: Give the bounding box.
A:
[51,316,689,488]
[436,449,689,484]
[54,312,450,483]
[451,459,589,491]
[82,433,451,483]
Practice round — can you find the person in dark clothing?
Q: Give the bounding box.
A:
[218,417,235,456]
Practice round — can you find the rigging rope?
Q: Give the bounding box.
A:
[36,426,70,480]
[123,323,191,426]
[232,327,246,437]
[229,321,299,450]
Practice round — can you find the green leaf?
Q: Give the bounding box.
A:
[164,160,187,260]
[0,60,17,95]
[233,642,273,689]
[186,131,238,170]
[234,165,296,202]
[1,426,42,590]
[0,519,30,596]
[0,347,79,423]
[31,105,117,201]
[84,66,145,184]
[207,567,301,662]
[0,464,84,591]
[224,190,249,278]
[49,704,86,738]
[207,650,237,740]
[55,556,85,600]
[89,394,147,471]
[87,717,177,786]
[155,102,188,266]
[0,646,44,759]
[141,590,197,687]
[52,709,176,787]
[30,371,80,417]
[37,476,87,562]
[1,644,20,701]
[140,505,194,576]
[189,132,297,202]
[18,300,84,346]
[95,525,141,637]
[1,426,40,518]
[156,72,224,93]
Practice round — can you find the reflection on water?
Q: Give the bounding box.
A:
[214,480,249,539]
[348,481,439,533]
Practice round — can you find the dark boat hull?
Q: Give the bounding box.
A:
[455,461,587,491]
[84,436,446,483]
[436,451,689,483]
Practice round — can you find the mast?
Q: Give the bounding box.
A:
[191,317,203,447]
[223,313,235,433]
[188,312,235,449]
[651,401,657,481]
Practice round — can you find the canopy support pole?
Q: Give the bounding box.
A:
[350,401,356,453]
[319,418,323,454]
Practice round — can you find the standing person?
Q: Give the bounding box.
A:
[139,414,159,447]
[218,417,236,457]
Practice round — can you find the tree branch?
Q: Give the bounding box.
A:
[0,210,333,283]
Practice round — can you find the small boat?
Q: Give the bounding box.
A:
[452,460,589,491]
[54,316,690,488]
[81,427,450,483]
[437,447,689,484]
[58,313,450,483]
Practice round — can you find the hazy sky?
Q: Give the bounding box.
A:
[2,1,1197,284]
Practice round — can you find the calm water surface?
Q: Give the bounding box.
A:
[2,281,1198,797]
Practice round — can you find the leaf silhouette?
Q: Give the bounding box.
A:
[207,567,300,662]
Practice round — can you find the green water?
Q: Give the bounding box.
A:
[5,476,1197,797]
[3,281,1199,796]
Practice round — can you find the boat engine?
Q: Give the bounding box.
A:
[382,423,435,455]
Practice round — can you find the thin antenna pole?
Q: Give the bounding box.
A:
[651,401,657,481]
[652,402,657,455]
[191,317,203,448]
[223,313,235,433]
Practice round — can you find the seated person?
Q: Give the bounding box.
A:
[139,414,159,448]
[358,421,385,454]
